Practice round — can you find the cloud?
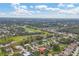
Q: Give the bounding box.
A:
[10,4,79,18]
[0,12,6,15]
[35,5,61,12]
[58,7,79,15]
[0,3,79,18]
[20,5,27,9]
[11,8,32,15]
[67,4,75,8]
[11,3,32,16]
[0,12,6,17]
[69,7,79,14]
[0,3,32,17]
[58,3,65,7]
[47,8,61,11]
[11,3,20,9]
[8,4,79,18]
[58,3,75,8]
[35,5,48,10]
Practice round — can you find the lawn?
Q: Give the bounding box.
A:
[59,44,68,51]
[0,36,28,44]
[22,26,42,33]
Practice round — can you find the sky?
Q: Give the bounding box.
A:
[0,3,79,18]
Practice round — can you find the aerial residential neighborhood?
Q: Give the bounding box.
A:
[0,3,79,56]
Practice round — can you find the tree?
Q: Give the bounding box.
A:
[53,44,60,52]
[32,51,40,56]
[59,38,71,44]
